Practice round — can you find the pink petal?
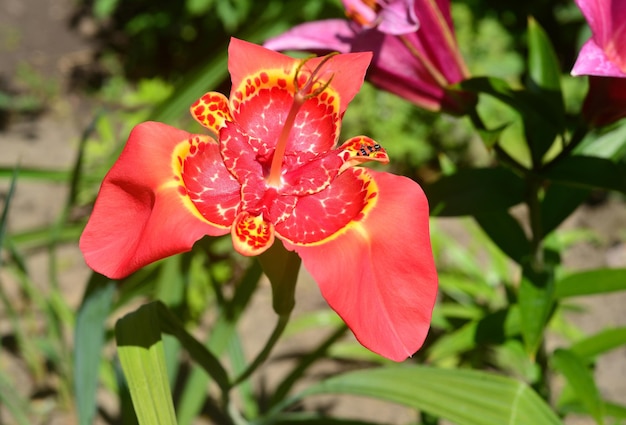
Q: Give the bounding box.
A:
[283,169,438,361]
[572,40,626,77]
[573,0,626,76]
[264,20,357,54]
[79,122,232,279]
[376,0,419,35]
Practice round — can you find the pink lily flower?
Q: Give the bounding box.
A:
[80,38,438,361]
[264,0,473,114]
[571,0,626,77]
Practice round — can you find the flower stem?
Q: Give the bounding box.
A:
[229,313,291,388]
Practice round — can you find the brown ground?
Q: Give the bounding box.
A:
[1,0,625,424]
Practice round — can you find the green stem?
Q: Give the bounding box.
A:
[270,324,348,407]
[229,313,291,388]
[527,176,544,272]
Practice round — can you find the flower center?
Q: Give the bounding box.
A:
[265,54,337,188]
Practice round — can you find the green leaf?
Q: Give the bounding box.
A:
[270,366,563,425]
[552,349,605,424]
[0,166,70,182]
[0,165,19,269]
[0,373,30,425]
[527,17,563,98]
[427,309,519,363]
[474,211,530,263]
[540,183,590,235]
[426,167,525,216]
[578,120,626,159]
[519,266,555,356]
[542,156,626,194]
[460,77,563,165]
[116,304,178,425]
[555,269,626,298]
[74,274,116,425]
[570,327,626,361]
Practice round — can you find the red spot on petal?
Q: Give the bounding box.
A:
[278,78,286,88]
[260,72,269,83]
[254,77,261,86]
[190,145,197,154]
[178,186,188,196]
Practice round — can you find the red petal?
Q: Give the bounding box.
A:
[231,211,275,256]
[228,38,299,98]
[304,49,372,114]
[283,169,438,361]
[190,92,232,135]
[80,122,233,279]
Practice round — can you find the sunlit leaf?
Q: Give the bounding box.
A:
[269,366,563,425]
[555,269,626,298]
[460,77,563,165]
[570,327,626,361]
[527,17,563,111]
[74,274,116,425]
[552,349,605,424]
[116,304,178,425]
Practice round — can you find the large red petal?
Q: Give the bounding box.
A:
[80,122,232,279]
[283,169,438,361]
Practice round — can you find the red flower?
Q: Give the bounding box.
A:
[80,38,437,361]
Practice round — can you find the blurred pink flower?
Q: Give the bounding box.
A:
[265,0,474,114]
[342,0,418,34]
[571,0,626,77]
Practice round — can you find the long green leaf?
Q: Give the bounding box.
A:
[0,166,69,182]
[555,268,626,298]
[570,327,626,360]
[0,165,19,269]
[0,372,31,425]
[74,274,116,425]
[116,304,178,425]
[268,366,562,425]
[552,349,605,424]
[542,156,626,194]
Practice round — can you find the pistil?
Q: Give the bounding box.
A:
[266,55,337,187]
